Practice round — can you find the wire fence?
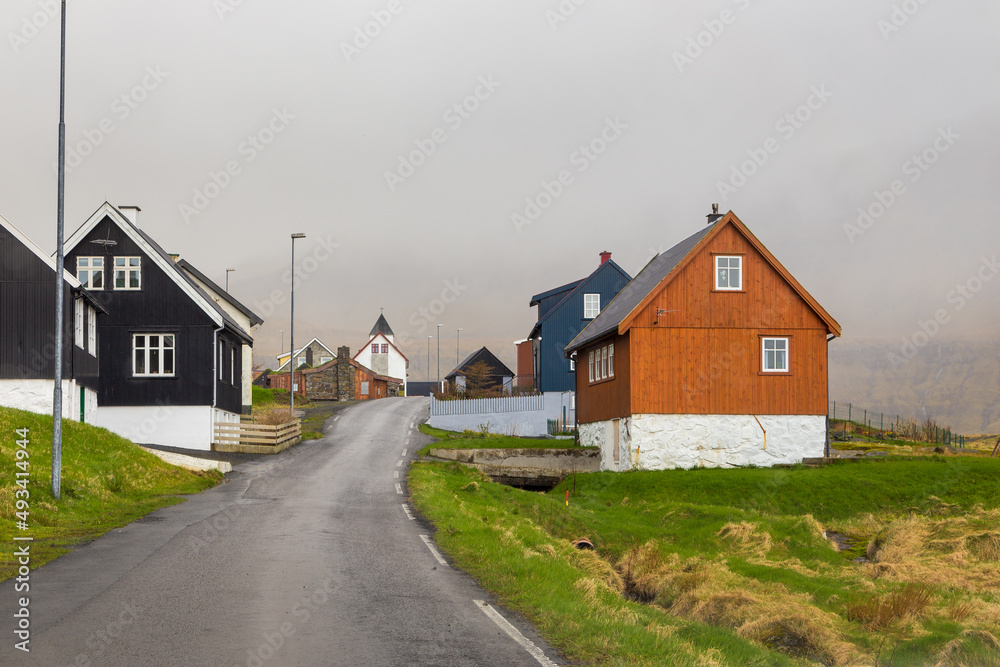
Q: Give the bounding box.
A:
[828,401,965,448]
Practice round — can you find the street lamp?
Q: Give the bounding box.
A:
[225,268,235,292]
[280,330,284,358]
[289,233,305,413]
[437,324,443,389]
[456,328,462,366]
[52,0,68,499]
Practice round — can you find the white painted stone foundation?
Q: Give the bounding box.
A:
[581,414,826,471]
[95,405,240,451]
[0,379,96,423]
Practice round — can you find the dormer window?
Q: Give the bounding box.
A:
[715,256,742,291]
[584,293,600,319]
[114,256,141,290]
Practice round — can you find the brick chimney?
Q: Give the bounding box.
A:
[599,251,612,266]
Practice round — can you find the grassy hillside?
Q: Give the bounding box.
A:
[830,340,1000,434]
[0,407,221,579]
[411,458,1000,666]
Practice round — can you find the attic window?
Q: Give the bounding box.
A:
[77,257,104,290]
[371,344,378,354]
[113,257,141,290]
[381,344,389,354]
[584,293,600,319]
[715,256,742,291]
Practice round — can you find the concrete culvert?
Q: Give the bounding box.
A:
[572,538,594,550]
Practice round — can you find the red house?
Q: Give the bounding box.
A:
[565,208,841,470]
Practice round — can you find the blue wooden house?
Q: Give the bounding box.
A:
[518,252,631,393]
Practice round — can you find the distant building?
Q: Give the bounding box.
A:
[301,346,401,401]
[353,314,409,395]
[520,252,631,393]
[446,347,515,394]
[276,338,335,372]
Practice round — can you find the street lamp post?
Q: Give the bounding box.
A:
[289,233,305,413]
[437,324,443,389]
[225,268,235,292]
[456,328,462,367]
[51,0,68,500]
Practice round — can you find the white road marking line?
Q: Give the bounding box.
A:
[394,471,399,479]
[334,416,340,422]
[406,439,410,446]
[475,600,558,667]
[395,483,403,495]
[410,422,415,429]
[401,448,408,456]
[402,504,415,520]
[396,460,403,468]
[420,535,448,567]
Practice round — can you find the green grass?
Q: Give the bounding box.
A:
[416,423,591,457]
[409,457,1000,666]
[0,407,221,580]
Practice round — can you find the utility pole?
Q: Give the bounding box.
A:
[289,233,305,413]
[52,0,68,500]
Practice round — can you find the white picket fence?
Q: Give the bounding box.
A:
[430,394,545,416]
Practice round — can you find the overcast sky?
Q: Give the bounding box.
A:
[2,1,998,379]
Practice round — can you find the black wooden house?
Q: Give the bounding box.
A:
[0,213,104,423]
[61,203,254,449]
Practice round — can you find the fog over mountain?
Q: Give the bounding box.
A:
[2,2,997,424]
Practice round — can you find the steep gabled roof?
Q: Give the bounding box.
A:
[63,203,252,343]
[369,313,394,337]
[529,279,582,307]
[566,212,841,355]
[176,259,263,327]
[277,337,335,363]
[353,332,409,363]
[446,346,514,380]
[527,259,632,340]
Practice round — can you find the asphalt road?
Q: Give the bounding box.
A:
[1,398,561,666]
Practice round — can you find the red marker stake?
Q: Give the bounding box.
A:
[566,489,569,506]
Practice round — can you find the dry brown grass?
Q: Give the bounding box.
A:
[843,583,933,630]
[250,407,295,425]
[717,521,773,556]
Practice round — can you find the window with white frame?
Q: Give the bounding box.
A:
[134,334,175,377]
[296,356,306,367]
[87,305,97,355]
[608,343,615,377]
[569,357,575,371]
[584,293,601,319]
[77,257,104,290]
[762,337,789,372]
[231,348,236,385]
[715,256,742,291]
[74,299,84,348]
[588,351,595,382]
[320,356,332,365]
[601,346,608,379]
[113,257,141,290]
[219,344,224,380]
[588,343,616,384]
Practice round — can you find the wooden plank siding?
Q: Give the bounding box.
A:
[575,333,631,424]
[576,221,832,424]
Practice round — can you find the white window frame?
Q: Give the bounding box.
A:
[584,293,601,319]
[74,299,85,348]
[588,351,595,382]
[231,348,236,385]
[320,356,332,365]
[296,355,306,367]
[77,256,104,290]
[569,357,575,372]
[133,334,175,377]
[113,256,142,290]
[601,347,608,379]
[361,381,370,396]
[715,255,742,291]
[762,337,789,373]
[87,305,97,355]
[219,344,224,380]
[608,343,615,377]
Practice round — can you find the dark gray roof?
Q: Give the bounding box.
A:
[530,279,582,306]
[176,259,264,327]
[446,346,514,380]
[370,313,394,337]
[565,223,717,354]
[117,209,254,344]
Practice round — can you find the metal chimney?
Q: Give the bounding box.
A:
[706,203,723,225]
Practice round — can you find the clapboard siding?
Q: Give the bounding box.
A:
[575,333,631,424]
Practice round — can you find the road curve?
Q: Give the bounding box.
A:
[1,398,560,666]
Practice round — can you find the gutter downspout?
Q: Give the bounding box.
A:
[825,333,836,459]
[212,324,224,447]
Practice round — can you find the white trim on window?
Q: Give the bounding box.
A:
[584,293,601,319]
[608,343,614,377]
[601,347,608,379]
[762,337,789,373]
[231,348,236,385]
[77,256,104,290]
[569,357,575,372]
[588,351,595,382]
[74,299,84,348]
[133,333,175,377]
[219,344,224,380]
[87,305,97,355]
[113,256,141,290]
[715,255,742,291]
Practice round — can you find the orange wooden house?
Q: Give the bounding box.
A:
[565,208,841,470]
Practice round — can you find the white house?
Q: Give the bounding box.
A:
[353,314,409,395]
